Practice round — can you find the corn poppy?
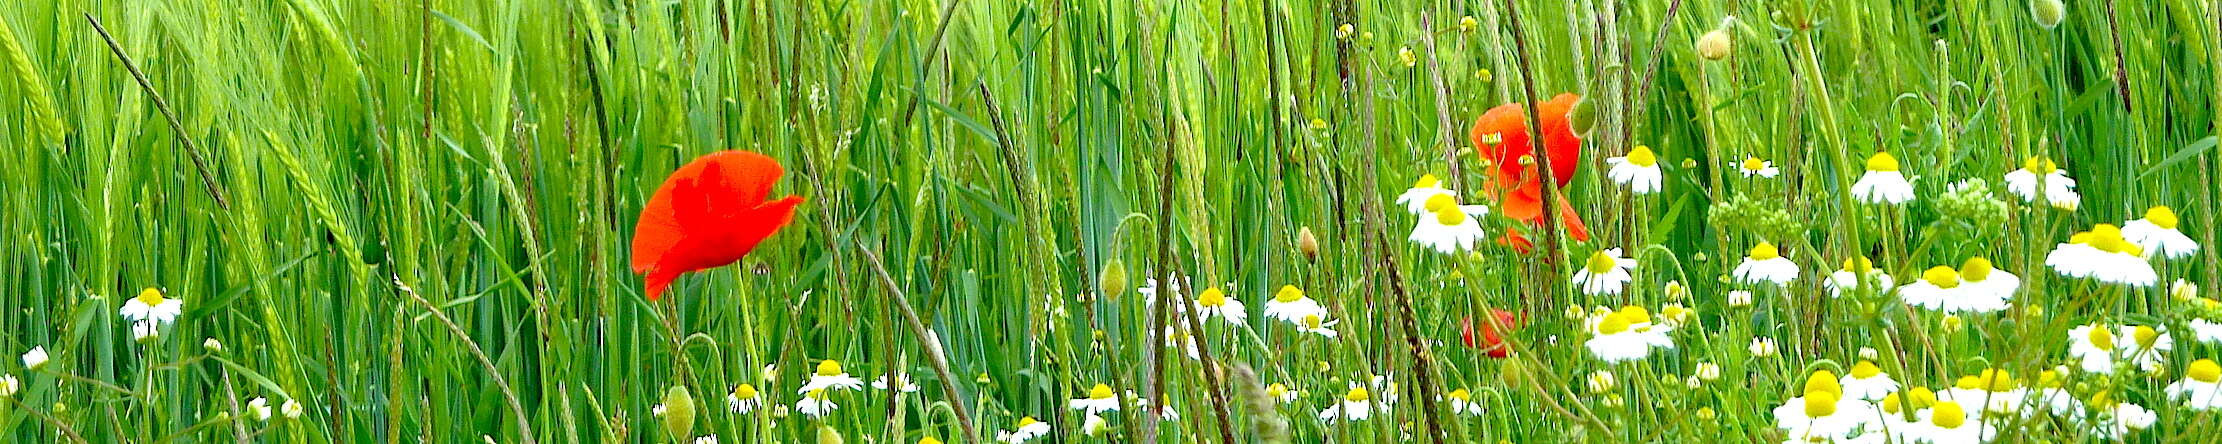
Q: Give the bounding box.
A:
[1459,308,1519,358]
[632,150,806,300]
[1469,93,1590,251]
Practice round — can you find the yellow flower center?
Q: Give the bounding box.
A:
[817,360,844,377]
[1804,370,1842,398]
[2089,326,2116,350]
[1921,266,1962,289]
[733,384,758,400]
[1741,157,1766,172]
[2087,224,2142,255]
[1266,383,1288,398]
[1595,316,1631,335]
[1802,391,1838,417]
[2089,391,2119,408]
[1423,193,1458,213]
[1089,384,1115,400]
[2147,206,2180,230]
[1977,369,2015,392]
[1274,285,1304,303]
[1615,306,1652,325]
[1747,242,1780,261]
[806,389,829,400]
[1865,152,1900,172]
[1850,361,1881,379]
[1907,387,1936,409]
[2190,359,2222,383]
[1302,314,1325,329]
[2023,156,2057,174]
[1412,174,1441,189]
[1958,257,1994,282]
[1931,401,1967,429]
[1434,206,1469,226]
[1880,393,1903,413]
[1841,256,1874,274]
[1584,251,1619,274]
[1345,387,1371,402]
[1197,288,1227,307]
[921,437,944,444]
[1661,305,1690,322]
[1016,416,1038,427]
[2037,370,2064,388]
[1448,388,1471,401]
[135,288,166,307]
[1626,145,1658,167]
[2134,326,2160,349]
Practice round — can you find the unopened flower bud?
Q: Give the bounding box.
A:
[1296,227,1320,259]
[1696,23,1733,61]
[2030,0,2066,29]
[1099,259,1129,300]
[660,386,697,440]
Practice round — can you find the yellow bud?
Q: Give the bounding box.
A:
[1931,401,1967,429]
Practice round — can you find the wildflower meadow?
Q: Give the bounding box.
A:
[5,0,2222,442]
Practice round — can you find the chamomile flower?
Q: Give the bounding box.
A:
[1952,257,2019,307]
[2168,359,2222,410]
[1069,384,1121,414]
[1904,258,2017,313]
[21,347,48,370]
[1772,382,1875,442]
[1317,385,1382,423]
[797,360,865,393]
[247,397,273,421]
[871,373,919,393]
[1191,287,1247,325]
[694,437,719,444]
[280,399,304,419]
[1296,314,1340,338]
[1265,383,1299,404]
[2191,319,2222,344]
[1910,401,1993,443]
[2117,325,2172,371]
[1583,306,1675,362]
[2121,206,2199,259]
[2077,392,2156,440]
[2069,324,2126,373]
[0,374,16,398]
[1824,256,1895,297]
[1898,266,1965,312]
[1851,152,1916,204]
[132,321,160,343]
[1262,285,1325,324]
[1445,389,1483,416]
[1940,369,2028,416]
[995,416,1051,443]
[728,384,762,413]
[1395,175,1456,215]
[2046,224,2159,286]
[1841,361,1901,401]
[1727,290,1754,308]
[1738,156,1780,178]
[1081,413,1110,436]
[2003,156,2079,209]
[1749,337,1778,357]
[1731,242,1799,286]
[120,287,183,325]
[1571,248,1636,296]
[796,389,839,417]
[1407,195,1490,254]
[1605,145,1664,194]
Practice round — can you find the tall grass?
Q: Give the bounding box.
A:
[1,0,2217,442]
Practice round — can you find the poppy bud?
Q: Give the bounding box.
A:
[1567,96,1597,136]
[1696,16,1735,61]
[1099,259,1129,299]
[1499,359,1530,386]
[2030,0,2065,29]
[659,386,696,440]
[1296,227,1320,259]
[817,425,845,444]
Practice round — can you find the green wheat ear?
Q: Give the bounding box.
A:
[0,16,65,146]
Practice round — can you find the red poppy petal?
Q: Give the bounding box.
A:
[632,150,803,299]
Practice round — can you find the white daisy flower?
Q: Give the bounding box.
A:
[727,384,762,413]
[797,360,865,393]
[1731,242,1799,286]
[693,436,719,444]
[247,397,273,421]
[1840,361,1900,401]
[1317,385,1383,423]
[1571,248,1636,296]
[1605,145,1664,194]
[1824,256,1894,297]
[1771,389,1876,442]
[2069,324,2125,373]
[2003,156,2079,209]
[795,389,839,417]
[2046,224,2158,286]
[1262,285,1325,324]
[871,373,919,393]
[21,347,48,370]
[2121,206,2198,259]
[1394,174,1456,215]
[2190,319,2222,344]
[2173,279,2202,300]
[1738,156,1780,178]
[119,287,183,325]
[995,416,1051,443]
[280,399,304,419]
[2168,359,2222,410]
[1068,384,1120,414]
[1295,314,1339,338]
[2076,395,2155,440]
[1582,306,1674,362]
[1851,152,1916,204]
[1939,369,2029,416]
[1909,401,1993,443]
[1748,337,1778,357]
[1081,413,1110,436]
[2117,325,2172,372]
[1952,257,2019,309]
[1898,266,1967,312]
[1407,196,1490,254]
[1137,275,1190,314]
[1445,389,1483,416]
[133,321,161,343]
[1264,383,1299,404]
[0,374,18,398]
[1694,363,1722,382]
[1192,287,1247,326]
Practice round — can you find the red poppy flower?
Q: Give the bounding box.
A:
[632,150,806,300]
[1469,93,1590,252]
[1459,308,1520,358]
